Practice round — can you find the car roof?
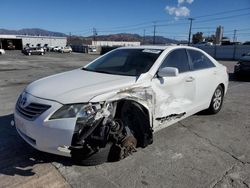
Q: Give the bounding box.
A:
[118,45,202,51]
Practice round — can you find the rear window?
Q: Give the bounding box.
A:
[187,50,215,70]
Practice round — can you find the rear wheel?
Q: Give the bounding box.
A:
[207,85,224,114]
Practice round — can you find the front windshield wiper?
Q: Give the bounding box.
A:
[82,67,112,75]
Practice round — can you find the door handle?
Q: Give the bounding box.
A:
[185,76,195,82]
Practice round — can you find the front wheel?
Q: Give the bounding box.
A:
[207,85,224,114]
[71,143,113,166]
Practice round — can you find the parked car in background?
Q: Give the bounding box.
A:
[53,46,61,52]
[14,46,228,165]
[7,40,15,50]
[234,52,250,78]
[22,47,45,56]
[58,46,72,53]
[242,41,250,45]
[43,44,49,52]
[47,46,55,52]
[0,49,5,55]
[194,41,213,47]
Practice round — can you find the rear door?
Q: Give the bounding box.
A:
[186,49,217,109]
[151,49,196,123]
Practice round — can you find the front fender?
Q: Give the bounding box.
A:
[89,85,156,129]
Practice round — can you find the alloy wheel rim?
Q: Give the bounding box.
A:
[213,89,222,110]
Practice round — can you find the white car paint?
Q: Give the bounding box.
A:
[0,49,5,55]
[14,46,228,156]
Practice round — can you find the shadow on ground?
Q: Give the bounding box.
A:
[229,73,250,82]
[0,114,72,177]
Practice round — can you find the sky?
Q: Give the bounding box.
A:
[0,0,250,42]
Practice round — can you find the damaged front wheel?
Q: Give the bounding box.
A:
[71,143,113,166]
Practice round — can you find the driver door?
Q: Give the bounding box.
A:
[151,49,196,126]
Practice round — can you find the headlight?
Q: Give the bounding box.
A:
[49,103,101,120]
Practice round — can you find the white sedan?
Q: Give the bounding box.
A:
[14,46,228,165]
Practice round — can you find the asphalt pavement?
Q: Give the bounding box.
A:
[0,51,249,188]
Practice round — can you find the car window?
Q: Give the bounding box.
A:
[187,50,215,70]
[85,49,162,76]
[97,54,127,68]
[160,49,190,73]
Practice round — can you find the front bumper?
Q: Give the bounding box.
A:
[14,94,76,157]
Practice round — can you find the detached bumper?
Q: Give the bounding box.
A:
[14,95,76,157]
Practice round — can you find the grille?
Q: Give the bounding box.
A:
[16,97,51,121]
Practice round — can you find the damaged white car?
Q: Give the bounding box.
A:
[14,46,228,165]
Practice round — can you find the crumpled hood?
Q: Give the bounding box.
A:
[26,69,137,104]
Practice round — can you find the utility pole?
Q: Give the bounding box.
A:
[188,18,194,46]
[69,32,71,45]
[153,23,156,44]
[233,29,237,42]
[143,29,146,45]
[93,28,97,46]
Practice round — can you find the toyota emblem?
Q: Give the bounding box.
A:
[20,94,27,107]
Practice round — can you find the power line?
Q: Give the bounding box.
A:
[195,12,250,24]
[193,7,250,19]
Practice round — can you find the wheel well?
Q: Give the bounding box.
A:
[219,83,225,95]
[115,100,149,117]
[115,99,153,148]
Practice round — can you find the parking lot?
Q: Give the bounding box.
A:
[0,51,249,188]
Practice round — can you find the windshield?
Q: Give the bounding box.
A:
[84,49,163,76]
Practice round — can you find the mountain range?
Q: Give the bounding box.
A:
[0,28,67,37]
[0,28,180,44]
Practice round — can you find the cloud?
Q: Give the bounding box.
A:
[178,0,185,5]
[165,6,190,17]
[186,0,194,4]
[178,0,194,5]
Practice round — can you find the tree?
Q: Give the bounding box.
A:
[192,32,203,44]
[205,34,216,43]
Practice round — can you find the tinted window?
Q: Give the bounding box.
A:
[160,49,190,73]
[85,49,163,76]
[188,50,215,70]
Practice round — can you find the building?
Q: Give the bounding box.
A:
[0,35,67,50]
[215,26,223,45]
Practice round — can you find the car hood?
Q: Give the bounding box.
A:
[26,69,137,104]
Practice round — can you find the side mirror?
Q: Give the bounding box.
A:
[242,53,246,57]
[157,67,179,77]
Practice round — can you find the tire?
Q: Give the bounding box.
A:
[71,143,112,166]
[207,85,224,114]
